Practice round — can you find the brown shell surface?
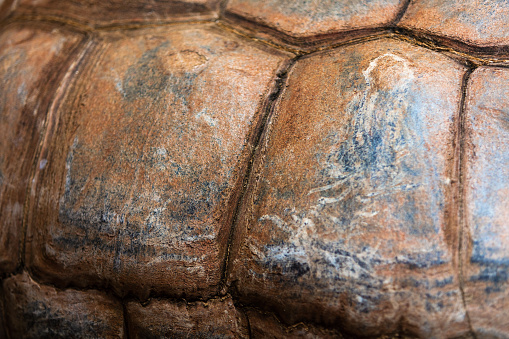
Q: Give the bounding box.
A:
[1,0,509,338]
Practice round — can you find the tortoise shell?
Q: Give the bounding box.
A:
[1,0,509,337]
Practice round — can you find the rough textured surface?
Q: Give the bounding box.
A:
[26,23,290,299]
[126,296,248,338]
[399,0,509,48]
[2,1,509,337]
[245,309,344,338]
[463,67,509,338]
[226,0,405,38]
[2,272,124,338]
[12,0,220,26]
[228,38,468,337]
[0,24,82,273]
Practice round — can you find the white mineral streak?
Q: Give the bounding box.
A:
[257,53,422,288]
[362,53,415,85]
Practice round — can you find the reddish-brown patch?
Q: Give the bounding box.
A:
[228,38,469,337]
[226,0,405,38]
[25,23,290,299]
[0,23,83,274]
[399,0,509,48]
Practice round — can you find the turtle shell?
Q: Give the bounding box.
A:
[1,0,509,338]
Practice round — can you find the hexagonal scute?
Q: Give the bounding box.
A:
[0,24,82,274]
[126,296,249,338]
[463,67,509,337]
[225,0,406,40]
[228,38,469,337]
[13,0,220,27]
[26,23,291,299]
[399,0,509,50]
[2,272,124,338]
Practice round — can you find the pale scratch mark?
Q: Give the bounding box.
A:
[355,210,379,218]
[314,185,352,206]
[259,214,288,228]
[307,176,349,195]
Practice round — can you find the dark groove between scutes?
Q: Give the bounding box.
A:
[218,57,298,293]
[121,300,130,339]
[392,0,412,26]
[2,12,509,62]
[456,68,478,339]
[1,3,508,338]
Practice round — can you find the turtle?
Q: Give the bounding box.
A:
[1,0,509,338]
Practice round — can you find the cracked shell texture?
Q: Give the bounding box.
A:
[399,0,509,48]
[463,67,509,338]
[14,0,220,27]
[245,309,344,338]
[26,23,289,299]
[2,272,124,339]
[126,296,249,338]
[228,38,469,337]
[225,0,405,38]
[0,24,81,273]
